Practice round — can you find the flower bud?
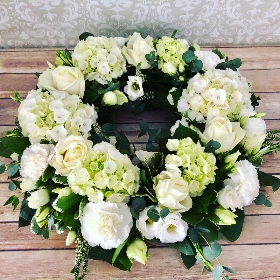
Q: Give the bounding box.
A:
[35,205,50,228]
[254,112,266,118]
[126,239,149,265]
[224,151,241,170]
[66,230,77,246]
[10,152,19,161]
[214,206,237,225]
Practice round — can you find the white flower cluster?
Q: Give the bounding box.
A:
[176,69,251,122]
[218,160,260,211]
[165,138,217,196]
[136,206,188,243]
[156,36,189,75]
[194,50,224,71]
[67,142,140,203]
[18,89,98,143]
[72,36,126,84]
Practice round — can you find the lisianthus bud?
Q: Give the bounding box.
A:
[66,230,77,246]
[126,239,149,265]
[35,205,50,228]
[224,151,241,170]
[10,152,19,161]
[102,90,128,106]
[214,206,237,225]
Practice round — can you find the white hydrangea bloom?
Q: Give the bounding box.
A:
[20,144,54,181]
[67,142,140,201]
[217,160,260,211]
[80,202,133,249]
[177,69,251,122]
[72,36,126,84]
[18,89,98,143]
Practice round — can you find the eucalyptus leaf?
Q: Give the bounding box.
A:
[182,50,197,64]
[147,206,160,222]
[138,120,149,137]
[203,241,222,261]
[79,32,94,41]
[191,59,203,73]
[205,140,221,153]
[213,265,224,280]
[168,240,194,256]
[258,171,280,192]
[8,181,17,191]
[160,207,170,219]
[7,163,19,178]
[254,193,267,205]
[223,266,234,273]
[0,161,5,174]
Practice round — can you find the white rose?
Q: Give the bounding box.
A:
[122,32,156,69]
[241,117,266,154]
[38,66,85,97]
[218,160,260,211]
[154,168,192,212]
[20,144,54,181]
[51,135,92,176]
[136,206,159,240]
[155,212,188,243]
[80,202,133,249]
[124,75,144,101]
[200,115,246,153]
[27,189,50,209]
[102,90,128,106]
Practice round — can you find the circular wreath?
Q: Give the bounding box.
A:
[2,31,280,280]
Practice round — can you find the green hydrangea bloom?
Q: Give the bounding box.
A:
[166,137,217,196]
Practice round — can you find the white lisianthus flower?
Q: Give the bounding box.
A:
[122,32,156,69]
[154,166,192,212]
[217,160,260,211]
[124,76,144,101]
[136,206,159,240]
[20,144,54,181]
[200,115,246,153]
[102,90,128,106]
[241,117,266,154]
[27,189,50,209]
[126,239,149,265]
[72,36,126,84]
[155,212,188,243]
[79,202,133,249]
[38,66,85,98]
[50,135,93,176]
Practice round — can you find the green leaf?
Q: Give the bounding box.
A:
[168,240,194,256]
[220,209,244,242]
[205,140,221,153]
[182,50,197,64]
[0,161,5,174]
[147,206,160,222]
[0,142,12,158]
[251,93,261,108]
[132,197,146,212]
[180,253,196,269]
[140,169,152,186]
[223,266,234,273]
[30,217,41,234]
[189,228,199,243]
[145,50,157,67]
[213,265,224,280]
[116,131,131,156]
[191,59,203,73]
[212,48,224,59]
[138,121,149,137]
[181,211,204,226]
[53,175,68,185]
[7,163,19,178]
[79,32,94,41]
[196,220,219,242]
[88,246,115,264]
[19,198,36,226]
[264,200,272,207]
[258,171,280,192]
[8,181,17,191]
[203,241,222,261]
[254,193,267,205]
[42,228,50,239]
[112,238,129,264]
[100,81,120,95]
[232,58,242,68]
[168,88,183,107]
[62,206,80,228]
[56,192,82,212]
[4,195,19,210]
[78,197,88,218]
[173,124,199,142]
[160,207,170,219]
[42,165,55,182]
[1,136,30,154]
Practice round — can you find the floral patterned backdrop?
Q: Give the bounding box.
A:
[1,0,280,48]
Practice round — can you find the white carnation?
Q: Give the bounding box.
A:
[20,144,54,181]
[218,160,260,211]
[80,202,133,249]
